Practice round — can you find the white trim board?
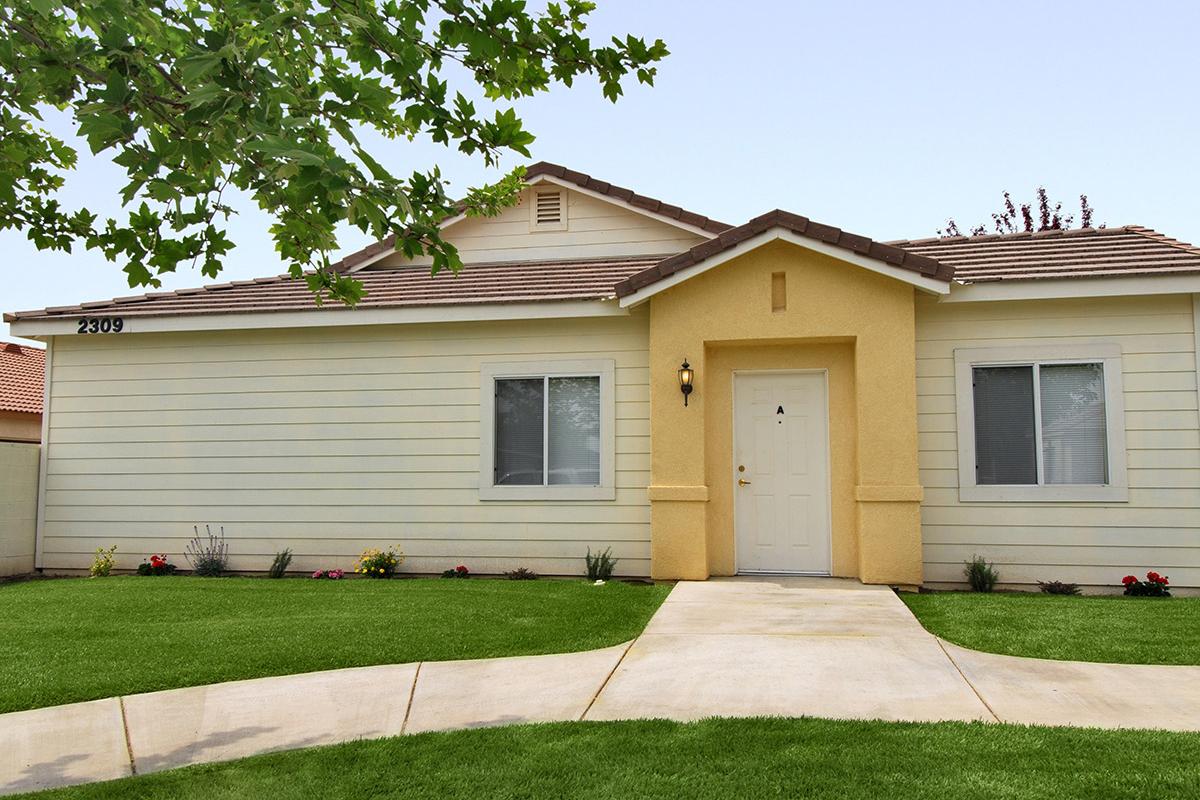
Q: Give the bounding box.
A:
[619,228,952,307]
[7,299,628,338]
[1193,293,1200,430]
[942,274,1200,303]
[952,342,1129,503]
[33,336,52,570]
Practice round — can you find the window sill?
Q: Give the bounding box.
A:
[958,484,1129,503]
[479,485,616,502]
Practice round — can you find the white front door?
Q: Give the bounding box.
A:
[734,371,832,574]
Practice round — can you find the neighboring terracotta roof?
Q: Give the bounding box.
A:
[890,226,1200,283]
[0,343,44,414]
[613,209,953,298]
[4,257,662,322]
[523,162,733,235]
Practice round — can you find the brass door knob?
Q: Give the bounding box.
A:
[738,478,752,487]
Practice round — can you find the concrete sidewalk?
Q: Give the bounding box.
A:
[3,578,1199,796]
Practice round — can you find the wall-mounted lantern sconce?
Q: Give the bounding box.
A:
[678,359,694,407]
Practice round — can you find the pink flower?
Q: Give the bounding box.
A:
[311,570,325,579]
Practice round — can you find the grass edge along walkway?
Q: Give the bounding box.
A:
[0,576,671,714]
[901,591,1200,665]
[14,717,1200,800]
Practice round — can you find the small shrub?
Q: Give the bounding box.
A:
[311,568,344,580]
[356,546,403,578]
[185,524,229,577]
[89,545,117,578]
[1122,571,1171,597]
[441,565,470,579]
[137,554,177,576]
[964,555,998,593]
[1037,580,1081,595]
[505,567,538,581]
[586,547,618,582]
[268,549,293,579]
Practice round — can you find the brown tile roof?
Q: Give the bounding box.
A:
[613,209,953,298]
[890,226,1200,283]
[4,256,662,322]
[523,162,733,235]
[0,343,44,414]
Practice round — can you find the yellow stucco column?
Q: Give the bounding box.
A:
[853,310,925,586]
[647,313,710,580]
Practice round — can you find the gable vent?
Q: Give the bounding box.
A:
[534,190,563,225]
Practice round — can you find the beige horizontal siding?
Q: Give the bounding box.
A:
[916,293,1200,588]
[41,312,652,576]
[375,188,707,266]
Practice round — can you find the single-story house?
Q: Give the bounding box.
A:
[7,163,1200,589]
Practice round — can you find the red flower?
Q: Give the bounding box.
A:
[1147,571,1160,581]
[1121,575,1137,586]
[456,565,469,573]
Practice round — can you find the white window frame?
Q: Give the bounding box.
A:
[954,343,1128,502]
[479,359,615,501]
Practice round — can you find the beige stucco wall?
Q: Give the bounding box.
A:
[646,239,924,584]
[916,292,1200,589]
[0,410,41,443]
[39,311,652,576]
[0,441,39,576]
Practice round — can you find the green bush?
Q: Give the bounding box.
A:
[1037,580,1081,595]
[1121,572,1171,597]
[185,524,229,577]
[137,554,177,576]
[586,547,618,581]
[268,549,293,578]
[355,546,403,578]
[89,545,117,578]
[964,555,998,593]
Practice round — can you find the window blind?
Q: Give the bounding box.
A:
[495,378,544,485]
[547,376,601,485]
[973,366,1037,485]
[1040,363,1107,484]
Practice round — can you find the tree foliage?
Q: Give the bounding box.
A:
[939,188,1100,238]
[0,1,668,303]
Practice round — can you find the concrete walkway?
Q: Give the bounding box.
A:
[3,578,1199,796]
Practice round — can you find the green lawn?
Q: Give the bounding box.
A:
[0,576,670,713]
[902,591,1200,665]
[17,718,1200,800]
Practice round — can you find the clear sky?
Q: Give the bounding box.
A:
[3,0,1198,342]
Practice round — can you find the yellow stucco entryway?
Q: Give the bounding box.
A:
[644,238,926,585]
